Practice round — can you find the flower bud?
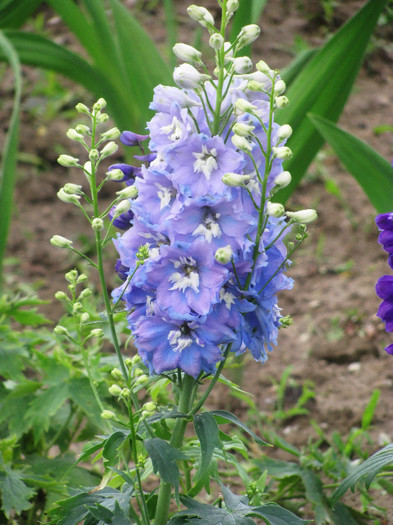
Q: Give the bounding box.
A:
[116,186,138,199]
[286,209,317,224]
[101,409,116,420]
[215,245,233,264]
[50,235,73,248]
[108,384,122,396]
[272,146,292,160]
[247,80,265,92]
[143,401,156,413]
[57,188,81,205]
[66,128,84,142]
[277,124,293,140]
[222,172,251,186]
[256,60,272,75]
[101,127,121,141]
[232,56,253,74]
[231,134,253,152]
[274,79,286,95]
[75,102,90,114]
[75,124,90,135]
[93,98,107,112]
[77,273,87,283]
[72,301,83,314]
[92,217,104,231]
[132,354,142,365]
[54,325,69,336]
[57,154,79,167]
[55,291,67,300]
[237,24,261,48]
[80,312,90,323]
[90,328,104,338]
[227,0,239,13]
[135,374,149,385]
[112,199,132,219]
[235,98,257,113]
[79,288,92,299]
[274,171,292,188]
[233,122,255,137]
[83,161,92,177]
[97,112,109,123]
[120,388,131,398]
[63,183,83,195]
[187,5,214,27]
[209,33,224,49]
[107,168,124,181]
[173,43,202,62]
[65,269,78,283]
[89,149,100,162]
[266,202,285,218]
[275,96,289,109]
[111,367,123,380]
[124,358,133,369]
[100,141,118,159]
[173,63,208,89]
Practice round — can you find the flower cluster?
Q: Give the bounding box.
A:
[375,212,393,355]
[111,3,315,377]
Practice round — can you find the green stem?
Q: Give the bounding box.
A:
[212,0,228,136]
[154,374,195,525]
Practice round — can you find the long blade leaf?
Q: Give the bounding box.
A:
[275,0,387,203]
[309,114,393,213]
[0,31,21,290]
[0,0,43,29]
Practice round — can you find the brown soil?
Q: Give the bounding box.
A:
[3,0,393,520]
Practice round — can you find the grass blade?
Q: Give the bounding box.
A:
[309,114,393,213]
[0,31,22,290]
[163,0,178,68]
[0,0,42,29]
[230,0,269,56]
[275,0,387,203]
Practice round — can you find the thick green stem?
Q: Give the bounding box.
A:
[154,374,195,525]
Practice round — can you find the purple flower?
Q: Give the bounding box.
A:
[121,130,149,146]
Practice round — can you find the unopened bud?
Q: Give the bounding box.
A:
[231,134,253,152]
[107,168,124,181]
[55,291,67,300]
[92,217,104,231]
[215,245,233,264]
[209,33,224,49]
[100,142,119,158]
[101,127,121,141]
[274,79,286,95]
[135,374,148,385]
[222,172,251,186]
[237,24,261,48]
[80,312,90,323]
[187,5,215,27]
[233,122,255,137]
[90,328,104,338]
[235,98,257,113]
[75,102,90,114]
[57,154,79,167]
[132,354,142,365]
[72,301,83,314]
[83,161,92,177]
[247,80,265,92]
[256,60,272,75]
[93,98,107,112]
[54,325,69,336]
[266,202,285,218]
[89,149,100,162]
[274,171,292,188]
[112,199,132,219]
[57,188,81,205]
[286,209,317,224]
[277,124,293,140]
[125,358,133,368]
[63,183,83,195]
[120,388,131,398]
[173,63,208,89]
[79,288,92,299]
[275,96,289,109]
[66,128,84,142]
[101,409,116,420]
[108,384,122,396]
[77,273,87,283]
[65,269,78,283]
[272,146,292,160]
[232,56,252,74]
[97,112,109,123]
[173,43,201,62]
[116,186,138,199]
[75,124,90,135]
[50,235,73,248]
[111,367,123,380]
[143,402,156,413]
[227,0,239,13]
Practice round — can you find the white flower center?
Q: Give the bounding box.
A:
[192,212,221,243]
[155,183,176,209]
[161,116,183,141]
[169,256,200,293]
[219,288,236,310]
[193,145,218,180]
[168,329,192,352]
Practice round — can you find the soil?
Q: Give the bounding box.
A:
[2,0,393,521]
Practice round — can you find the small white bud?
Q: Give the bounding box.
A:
[75,102,90,114]
[224,41,234,59]
[143,402,156,413]
[274,171,292,188]
[72,301,83,314]
[227,0,239,13]
[120,388,131,398]
[135,374,149,386]
[50,235,73,248]
[101,409,116,420]
[231,134,253,152]
[66,128,84,142]
[75,124,90,135]
[57,154,79,167]
[54,291,67,300]
[77,273,87,283]
[286,209,317,224]
[132,354,142,365]
[80,312,90,323]
[63,183,83,195]
[275,95,289,109]
[92,217,104,231]
[107,168,124,181]
[237,24,261,48]
[233,122,255,137]
[79,288,92,299]
[108,384,122,396]
[247,80,265,92]
[89,149,100,162]
[116,186,138,199]
[93,97,107,111]
[97,112,109,123]
[272,146,292,160]
[274,79,286,95]
[277,124,293,140]
[101,127,121,141]
[172,43,201,62]
[57,188,81,204]
[54,325,69,336]
[222,172,251,186]
[256,60,272,75]
[209,33,224,50]
[83,161,92,177]
[231,56,253,74]
[266,202,285,218]
[90,328,104,338]
[173,63,208,89]
[235,98,257,113]
[112,199,132,219]
[187,5,215,27]
[100,141,118,159]
[215,245,233,264]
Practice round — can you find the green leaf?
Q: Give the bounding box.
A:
[0,459,34,518]
[193,412,222,485]
[0,31,21,289]
[144,438,186,498]
[0,341,29,379]
[308,114,393,213]
[8,306,51,326]
[276,0,388,202]
[0,0,43,29]
[69,377,106,428]
[102,430,130,467]
[0,380,41,438]
[331,443,393,505]
[210,410,269,446]
[361,389,380,430]
[230,0,268,56]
